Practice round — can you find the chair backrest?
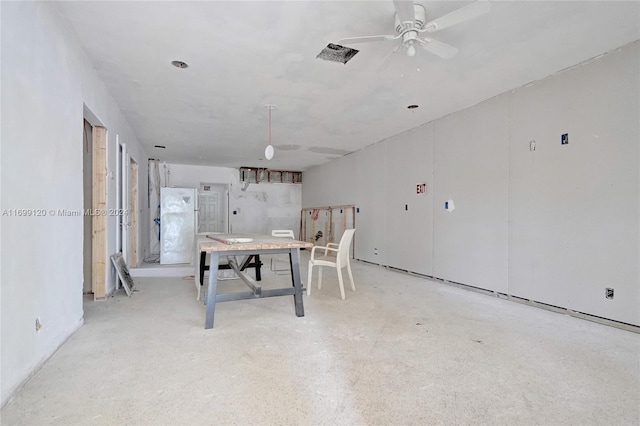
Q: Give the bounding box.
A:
[272,229,295,239]
[337,229,356,265]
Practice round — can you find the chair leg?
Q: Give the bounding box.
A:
[347,263,356,291]
[318,266,323,290]
[307,262,313,296]
[337,269,346,300]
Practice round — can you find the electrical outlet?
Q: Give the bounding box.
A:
[35,318,42,333]
[605,288,614,299]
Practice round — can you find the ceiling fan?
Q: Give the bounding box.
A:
[338,0,491,66]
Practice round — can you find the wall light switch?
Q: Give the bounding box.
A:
[561,133,569,145]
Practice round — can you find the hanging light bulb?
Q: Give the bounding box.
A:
[265,105,275,160]
[265,144,274,160]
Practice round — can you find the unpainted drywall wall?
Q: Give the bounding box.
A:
[302,153,358,209]
[385,124,435,276]
[508,43,639,325]
[433,95,509,293]
[1,1,148,406]
[302,41,639,325]
[354,143,388,264]
[147,163,302,257]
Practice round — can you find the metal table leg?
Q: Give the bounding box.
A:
[205,252,220,329]
[289,248,305,317]
[199,251,207,286]
[255,255,262,281]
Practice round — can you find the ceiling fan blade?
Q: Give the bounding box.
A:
[393,0,416,26]
[417,37,458,59]
[338,34,397,45]
[423,0,491,33]
[377,43,402,71]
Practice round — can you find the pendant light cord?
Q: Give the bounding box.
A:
[264,104,275,160]
[268,107,272,145]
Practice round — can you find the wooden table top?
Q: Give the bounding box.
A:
[197,234,313,253]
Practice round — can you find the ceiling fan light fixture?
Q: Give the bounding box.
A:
[338,0,491,65]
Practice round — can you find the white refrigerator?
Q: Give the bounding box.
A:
[160,187,197,265]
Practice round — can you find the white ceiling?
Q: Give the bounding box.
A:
[54,1,640,171]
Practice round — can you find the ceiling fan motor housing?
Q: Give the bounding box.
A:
[395,4,426,33]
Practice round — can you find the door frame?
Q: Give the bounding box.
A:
[129,159,139,267]
[92,126,107,299]
[83,119,93,294]
[116,138,129,267]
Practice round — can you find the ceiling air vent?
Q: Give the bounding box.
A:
[316,43,359,64]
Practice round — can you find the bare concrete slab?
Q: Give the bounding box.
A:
[2,255,638,425]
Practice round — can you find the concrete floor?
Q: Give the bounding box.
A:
[2,253,639,425]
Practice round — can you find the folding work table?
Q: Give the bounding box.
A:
[196,234,313,329]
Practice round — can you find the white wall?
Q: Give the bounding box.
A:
[302,42,639,326]
[1,1,148,406]
[355,143,388,264]
[508,44,639,324]
[433,96,509,293]
[147,163,302,256]
[386,124,435,276]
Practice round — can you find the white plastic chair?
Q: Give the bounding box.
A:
[270,230,295,273]
[307,229,356,300]
[272,230,295,239]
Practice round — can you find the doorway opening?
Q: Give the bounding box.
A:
[82,119,93,295]
[198,183,229,234]
[130,159,139,267]
[115,137,139,275]
[83,105,108,300]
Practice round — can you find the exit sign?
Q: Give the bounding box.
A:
[416,183,427,195]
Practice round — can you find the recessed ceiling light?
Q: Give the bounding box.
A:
[171,60,188,69]
[407,105,419,109]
